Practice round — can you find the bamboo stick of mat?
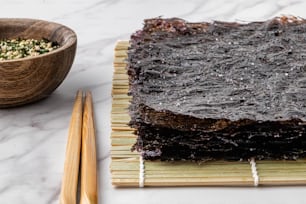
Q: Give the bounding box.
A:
[60,90,83,204]
[80,91,98,204]
[111,41,306,187]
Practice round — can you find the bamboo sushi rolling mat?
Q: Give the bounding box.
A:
[111,41,306,187]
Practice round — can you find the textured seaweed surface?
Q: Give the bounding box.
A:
[135,121,306,161]
[128,17,306,160]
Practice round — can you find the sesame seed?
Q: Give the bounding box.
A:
[0,38,59,61]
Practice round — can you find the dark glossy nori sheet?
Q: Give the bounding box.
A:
[133,121,306,161]
[128,17,306,161]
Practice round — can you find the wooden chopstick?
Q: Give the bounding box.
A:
[60,90,98,204]
[60,90,83,204]
[80,91,98,204]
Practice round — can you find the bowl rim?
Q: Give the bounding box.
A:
[0,18,77,63]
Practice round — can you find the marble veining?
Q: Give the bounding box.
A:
[1,0,306,203]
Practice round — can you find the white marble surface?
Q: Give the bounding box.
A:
[1,0,306,203]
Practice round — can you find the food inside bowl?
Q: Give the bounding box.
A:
[0,38,59,61]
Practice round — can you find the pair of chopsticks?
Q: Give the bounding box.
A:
[60,90,97,204]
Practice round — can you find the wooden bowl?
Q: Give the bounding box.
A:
[0,18,77,108]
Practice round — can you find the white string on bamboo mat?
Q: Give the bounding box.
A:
[249,157,259,186]
[139,156,145,188]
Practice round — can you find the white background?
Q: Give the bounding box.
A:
[0,0,306,203]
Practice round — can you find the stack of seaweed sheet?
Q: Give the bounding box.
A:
[127,17,306,161]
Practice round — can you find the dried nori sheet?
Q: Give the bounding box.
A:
[127,17,306,161]
[133,121,306,161]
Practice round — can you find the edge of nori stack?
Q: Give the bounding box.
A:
[128,16,306,161]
